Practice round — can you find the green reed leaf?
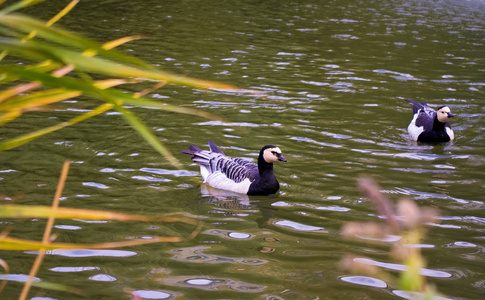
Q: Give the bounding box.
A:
[0,0,46,14]
[113,104,182,168]
[0,14,151,68]
[0,65,227,122]
[0,235,193,251]
[0,204,199,224]
[0,103,113,150]
[0,38,239,90]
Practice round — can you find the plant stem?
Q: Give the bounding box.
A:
[19,161,70,300]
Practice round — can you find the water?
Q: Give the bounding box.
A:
[1,0,484,299]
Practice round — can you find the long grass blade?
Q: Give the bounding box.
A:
[82,35,148,57]
[19,161,70,300]
[0,89,81,111]
[0,38,239,90]
[0,204,200,225]
[0,258,9,294]
[0,82,41,103]
[23,0,79,41]
[0,65,227,163]
[0,110,22,126]
[46,0,79,26]
[0,65,228,121]
[0,232,199,250]
[0,0,46,14]
[0,78,137,112]
[0,14,152,68]
[27,281,83,295]
[101,35,148,50]
[114,104,182,168]
[0,203,203,250]
[0,103,113,150]
[1,64,227,116]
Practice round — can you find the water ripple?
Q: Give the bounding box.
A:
[273,219,327,233]
[82,182,110,189]
[131,176,171,182]
[373,69,422,81]
[0,274,40,282]
[89,274,117,282]
[170,246,267,265]
[132,290,173,299]
[140,168,198,177]
[54,225,82,230]
[197,121,269,127]
[393,290,452,300]
[204,229,256,240]
[26,249,137,258]
[340,275,387,288]
[50,267,99,272]
[157,276,266,292]
[290,136,342,148]
[354,258,452,278]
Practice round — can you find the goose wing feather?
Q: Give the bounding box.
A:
[229,157,259,181]
[415,110,435,128]
[182,143,258,183]
[211,156,257,183]
[406,99,435,128]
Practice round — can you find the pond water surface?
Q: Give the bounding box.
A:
[1,0,484,299]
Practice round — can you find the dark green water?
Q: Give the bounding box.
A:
[1,0,484,299]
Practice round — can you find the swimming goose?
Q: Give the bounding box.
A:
[406,99,455,143]
[182,141,287,195]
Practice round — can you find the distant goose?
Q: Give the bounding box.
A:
[406,99,455,143]
[182,141,287,195]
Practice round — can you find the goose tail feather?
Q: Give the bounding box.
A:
[181,145,214,166]
[208,140,225,155]
[180,145,202,155]
[406,99,426,115]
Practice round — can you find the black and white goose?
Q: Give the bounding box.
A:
[182,141,287,195]
[406,99,455,143]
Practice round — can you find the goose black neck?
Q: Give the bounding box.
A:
[433,115,446,130]
[258,154,274,177]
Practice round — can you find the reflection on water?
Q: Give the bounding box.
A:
[25,249,138,258]
[0,274,40,283]
[393,290,452,300]
[132,290,172,299]
[89,274,117,282]
[354,258,452,278]
[170,246,267,265]
[50,266,99,272]
[153,275,267,293]
[340,275,387,288]
[272,219,326,233]
[0,0,484,299]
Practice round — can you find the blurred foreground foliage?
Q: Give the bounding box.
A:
[0,161,202,299]
[341,177,444,300]
[0,0,233,298]
[0,0,238,168]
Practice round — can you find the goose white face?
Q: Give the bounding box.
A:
[437,106,454,123]
[263,147,286,163]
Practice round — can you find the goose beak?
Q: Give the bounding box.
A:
[278,154,287,162]
[448,112,455,118]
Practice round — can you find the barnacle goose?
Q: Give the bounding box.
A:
[182,141,287,195]
[406,99,455,143]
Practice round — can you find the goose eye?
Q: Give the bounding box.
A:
[271,151,277,155]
